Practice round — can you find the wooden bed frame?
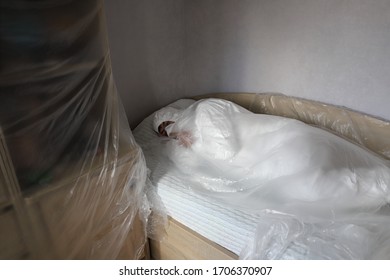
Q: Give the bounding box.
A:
[148,92,390,260]
[150,218,237,260]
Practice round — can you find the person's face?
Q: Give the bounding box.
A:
[158,121,175,137]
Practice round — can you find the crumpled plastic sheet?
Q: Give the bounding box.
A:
[151,95,390,259]
[240,210,390,260]
[0,0,159,259]
[193,93,390,160]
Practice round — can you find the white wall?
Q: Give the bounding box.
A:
[105,0,390,127]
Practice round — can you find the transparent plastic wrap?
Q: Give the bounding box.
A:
[194,93,390,160]
[147,94,390,259]
[143,176,169,242]
[0,0,148,259]
[240,210,390,260]
[151,98,390,217]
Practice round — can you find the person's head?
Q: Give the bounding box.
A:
[157,121,175,137]
[153,107,180,136]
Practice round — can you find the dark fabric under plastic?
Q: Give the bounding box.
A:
[0,0,148,259]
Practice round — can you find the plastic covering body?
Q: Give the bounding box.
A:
[146,95,390,259]
[193,93,390,160]
[0,0,149,259]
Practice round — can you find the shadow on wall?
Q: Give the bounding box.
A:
[104,0,186,128]
[104,0,154,128]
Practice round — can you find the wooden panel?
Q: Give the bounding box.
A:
[0,208,27,259]
[150,218,237,260]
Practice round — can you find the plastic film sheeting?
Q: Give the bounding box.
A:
[147,94,390,259]
[0,0,148,259]
[193,93,390,160]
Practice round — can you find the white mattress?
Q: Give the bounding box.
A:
[134,99,261,256]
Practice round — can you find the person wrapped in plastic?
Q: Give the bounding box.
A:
[153,99,389,213]
[150,98,390,259]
